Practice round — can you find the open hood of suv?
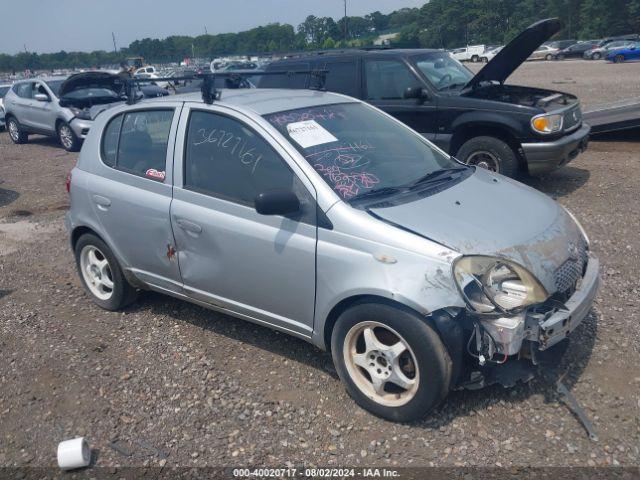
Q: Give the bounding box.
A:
[464,18,562,90]
[59,71,125,98]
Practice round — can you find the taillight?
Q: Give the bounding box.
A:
[66,171,72,194]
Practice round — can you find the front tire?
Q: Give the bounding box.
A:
[614,54,625,63]
[457,136,520,178]
[74,233,138,311]
[545,54,553,61]
[331,303,451,422]
[57,122,81,152]
[471,55,479,63]
[7,117,28,144]
[592,52,601,60]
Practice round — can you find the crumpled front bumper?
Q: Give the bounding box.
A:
[528,255,600,350]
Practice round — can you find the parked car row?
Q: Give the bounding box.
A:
[452,33,639,63]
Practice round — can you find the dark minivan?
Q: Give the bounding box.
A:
[260,19,590,178]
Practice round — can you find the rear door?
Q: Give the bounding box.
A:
[11,82,36,128]
[87,104,182,291]
[170,105,318,337]
[313,56,361,99]
[362,57,438,142]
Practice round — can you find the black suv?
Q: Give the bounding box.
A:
[261,19,590,178]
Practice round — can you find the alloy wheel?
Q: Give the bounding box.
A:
[80,245,114,300]
[343,321,419,407]
[465,150,500,172]
[59,125,74,149]
[8,120,19,142]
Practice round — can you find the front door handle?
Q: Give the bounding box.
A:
[176,219,202,234]
[92,195,111,210]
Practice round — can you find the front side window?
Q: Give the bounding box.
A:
[100,109,173,181]
[364,60,421,100]
[265,103,464,202]
[184,111,297,206]
[412,52,473,91]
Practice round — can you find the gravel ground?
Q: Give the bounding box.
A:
[467,59,640,109]
[1,61,639,472]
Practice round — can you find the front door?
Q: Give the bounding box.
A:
[87,106,182,291]
[171,106,317,337]
[362,58,438,142]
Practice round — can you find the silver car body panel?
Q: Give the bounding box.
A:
[68,88,597,352]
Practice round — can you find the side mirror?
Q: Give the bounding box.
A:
[255,189,300,216]
[34,93,49,102]
[403,86,428,101]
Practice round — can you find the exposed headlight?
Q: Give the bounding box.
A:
[531,113,563,134]
[453,256,548,313]
[560,205,590,247]
[69,107,92,120]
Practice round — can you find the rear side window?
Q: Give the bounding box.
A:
[259,62,311,89]
[320,60,358,97]
[100,109,173,181]
[184,110,296,205]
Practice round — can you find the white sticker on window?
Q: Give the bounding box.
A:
[286,120,338,149]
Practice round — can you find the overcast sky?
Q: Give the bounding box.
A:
[3,0,425,55]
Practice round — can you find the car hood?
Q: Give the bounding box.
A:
[464,18,562,90]
[59,72,125,98]
[369,168,583,293]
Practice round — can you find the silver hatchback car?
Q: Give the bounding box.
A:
[67,87,599,422]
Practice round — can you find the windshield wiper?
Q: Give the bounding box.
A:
[404,167,469,189]
[349,186,407,203]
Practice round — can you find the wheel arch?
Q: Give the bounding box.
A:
[321,294,466,385]
[450,121,524,165]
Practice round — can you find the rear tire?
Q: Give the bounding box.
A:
[471,55,479,63]
[331,303,451,422]
[614,54,625,63]
[74,233,138,311]
[592,52,601,60]
[57,121,81,152]
[457,136,520,178]
[545,54,553,61]
[7,117,28,144]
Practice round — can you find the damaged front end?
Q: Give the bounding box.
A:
[449,236,599,390]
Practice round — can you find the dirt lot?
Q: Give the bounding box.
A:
[1,60,640,472]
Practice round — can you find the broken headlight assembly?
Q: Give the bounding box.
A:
[69,107,92,120]
[531,113,563,134]
[453,256,548,314]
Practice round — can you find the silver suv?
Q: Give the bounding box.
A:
[3,72,124,151]
[67,86,599,421]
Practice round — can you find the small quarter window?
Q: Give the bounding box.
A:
[101,114,123,167]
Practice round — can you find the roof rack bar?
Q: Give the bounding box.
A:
[123,69,328,105]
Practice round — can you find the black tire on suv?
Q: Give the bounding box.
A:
[457,136,520,177]
[57,121,82,152]
[331,303,451,422]
[6,117,28,144]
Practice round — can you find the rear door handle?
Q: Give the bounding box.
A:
[176,219,202,234]
[92,195,111,210]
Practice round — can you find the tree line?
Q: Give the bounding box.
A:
[1,0,639,72]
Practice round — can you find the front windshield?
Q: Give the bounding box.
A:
[264,103,462,201]
[412,52,473,91]
[44,80,64,97]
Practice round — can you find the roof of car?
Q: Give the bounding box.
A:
[151,88,357,115]
[271,48,441,61]
[14,75,68,83]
